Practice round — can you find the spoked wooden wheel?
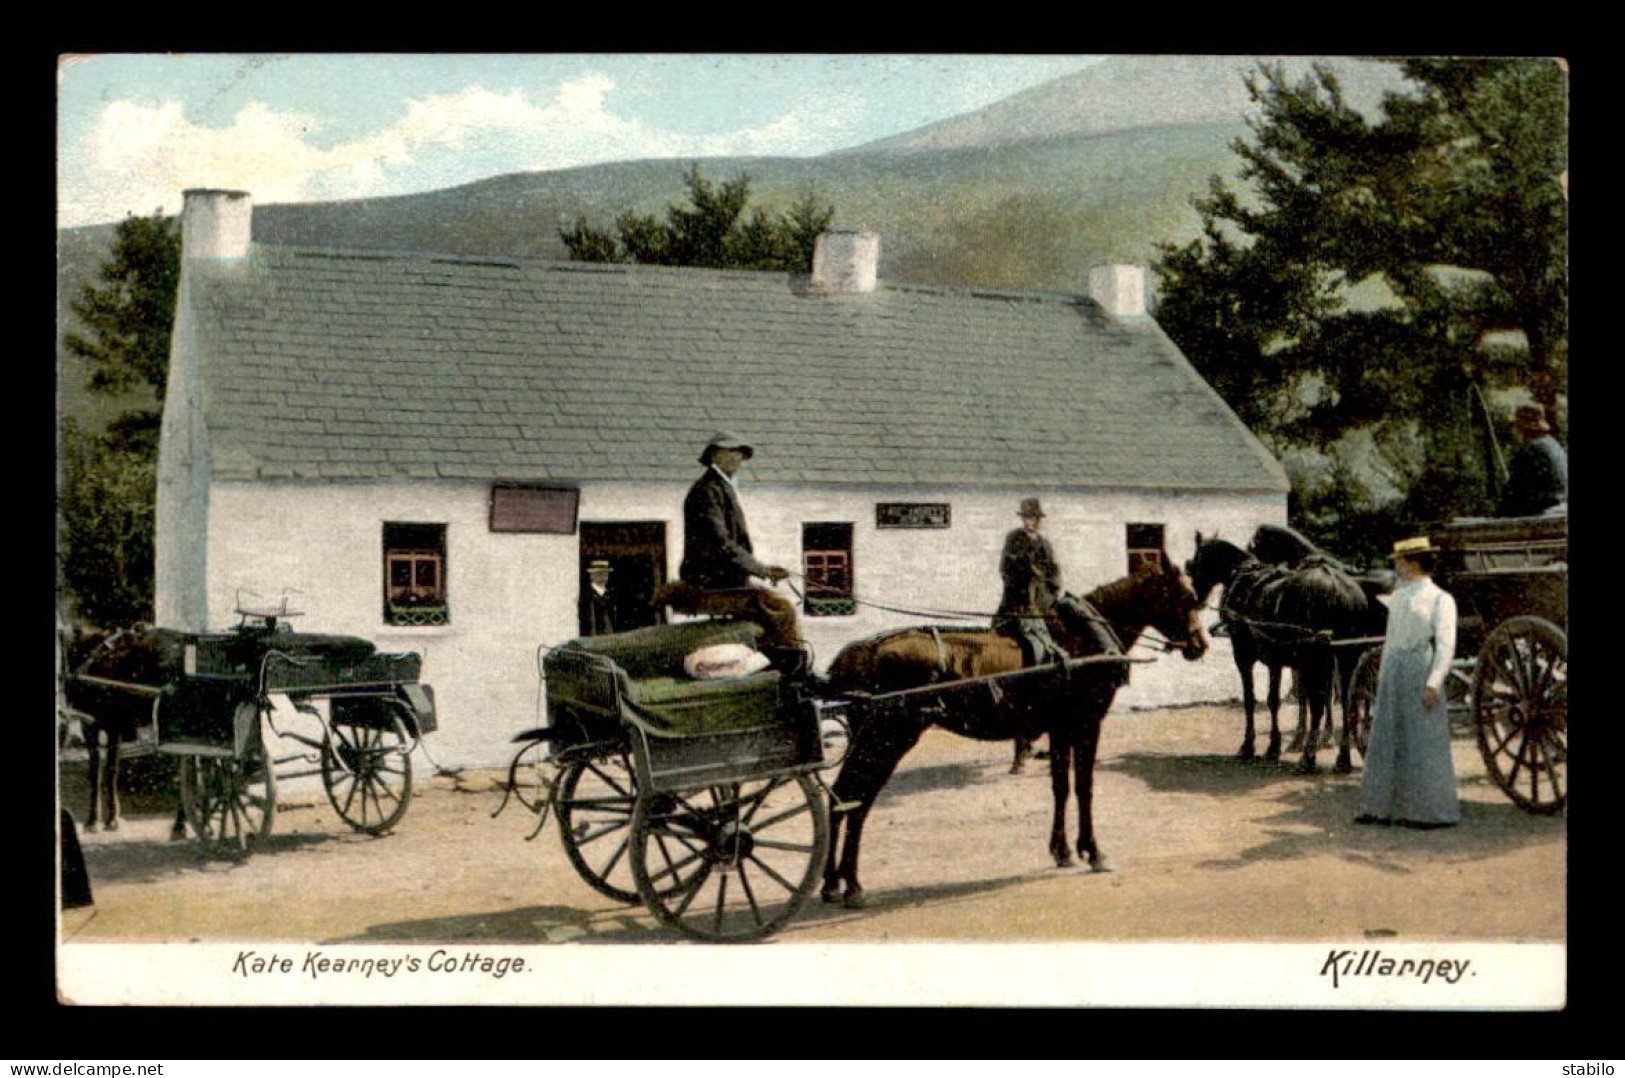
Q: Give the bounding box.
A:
[1346,648,1382,760]
[1474,616,1567,815]
[507,739,553,816]
[555,753,645,904]
[180,748,277,858]
[630,773,829,942]
[322,714,413,835]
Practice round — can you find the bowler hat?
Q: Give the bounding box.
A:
[699,431,755,465]
[1018,497,1045,519]
[1391,536,1437,559]
[1514,403,1551,434]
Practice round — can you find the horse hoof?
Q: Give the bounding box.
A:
[844,890,868,910]
[1334,759,1353,776]
[1296,759,1319,775]
[1090,857,1113,874]
[1008,763,1026,775]
[821,887,843,905]
[170,827,188,842]
[1236,746,1255,761]
[106,819,120,832]
[1054,854,1075,869]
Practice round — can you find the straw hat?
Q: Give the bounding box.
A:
[1391,536,1436,559]
[587,559,612,575]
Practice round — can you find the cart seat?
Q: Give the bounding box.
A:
[544,619,785,738]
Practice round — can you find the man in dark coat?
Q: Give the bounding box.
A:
[993,497,1064,667]
[673,432,802,658]
[580,559,616,636]
[1500,403,1568,517]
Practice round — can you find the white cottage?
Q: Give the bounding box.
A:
[156,189,1288,768]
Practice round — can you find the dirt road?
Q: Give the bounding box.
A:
[60,703,1565,949]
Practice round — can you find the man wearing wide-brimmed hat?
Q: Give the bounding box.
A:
[669,432,802,665]
[1499,402,1567,517]
[1355,535,1460,829]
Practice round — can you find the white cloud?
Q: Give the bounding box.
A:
[58,74,858,228]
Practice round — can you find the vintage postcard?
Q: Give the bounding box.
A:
[54,53,1567,1010]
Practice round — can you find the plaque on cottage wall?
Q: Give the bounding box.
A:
[490,484,580,533]
[876,502,951,529]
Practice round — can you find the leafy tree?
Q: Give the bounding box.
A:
[561,164,834,273]
[58,210,179,624]
[1153,59,1567,559]
[65,211,181,398]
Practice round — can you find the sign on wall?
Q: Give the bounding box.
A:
[876,502,951,529]
[490,484,580,533]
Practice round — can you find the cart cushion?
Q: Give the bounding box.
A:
[623,670,783,736]
[553,619,765,681]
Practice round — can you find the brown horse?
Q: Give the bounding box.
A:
[818,557,1209,909]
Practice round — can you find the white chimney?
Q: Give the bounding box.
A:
[181,188,252,261]
[1089,263,1147,319]
[811,230,880,294]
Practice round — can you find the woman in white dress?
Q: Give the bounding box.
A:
[1356,536,1461,829]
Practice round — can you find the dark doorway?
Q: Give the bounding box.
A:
[579,522,667,636]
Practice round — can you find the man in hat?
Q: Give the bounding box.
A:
[580,559,616,636]
[673,432,802,664]
[994,497,1064,667]
[1355,535,1460,829]
[1499,402,1567,517]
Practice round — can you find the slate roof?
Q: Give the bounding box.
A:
[186,245,1287,492]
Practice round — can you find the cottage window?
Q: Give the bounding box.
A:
[802,522,856,617]
[384,522,449,626]
[1127,522,1165,574]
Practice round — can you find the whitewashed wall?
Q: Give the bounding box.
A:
[203,477,1285,770]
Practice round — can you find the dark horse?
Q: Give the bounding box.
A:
[818,557,1208,909]
[1186,532,1386,773]
[61,626,189,838]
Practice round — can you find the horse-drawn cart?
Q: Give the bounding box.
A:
[504,618,839,941]
[64,600,436,856]
[1346,511,1567,814]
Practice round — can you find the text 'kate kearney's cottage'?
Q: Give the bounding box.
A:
[156,189,1288,767]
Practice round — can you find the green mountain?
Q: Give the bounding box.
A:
[57,56,1422,432]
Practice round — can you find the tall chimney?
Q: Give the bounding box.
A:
[181,188,253,261]
[1088,263,1147,319]
[811,230,880,294]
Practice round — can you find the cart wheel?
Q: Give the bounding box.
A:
[507,739,553,816]
[322,714,413,835]
[180,749,276,858]
[630,773,829,942]
[1474,616,1567,815]
[555,754,643,904]
[1346,648,1382,760]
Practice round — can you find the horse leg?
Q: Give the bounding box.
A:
[1048,732,1075,867]
[1237,656,1258,759]
[824,708,925,909]
[1296,658,1330,774]
[1074,715,1110,872]
[83,723,102,833]
[1334,654,1355,774]
[103,735,122,831]
[821,808,847,903]
[1264,665,1284,762]
[1287,679,1308,753]
[1011,737,1034,775]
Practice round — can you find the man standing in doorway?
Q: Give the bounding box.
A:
[580,559,616,636]
[673,432,804,669]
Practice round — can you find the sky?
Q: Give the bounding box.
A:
[56,53,1102,229]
